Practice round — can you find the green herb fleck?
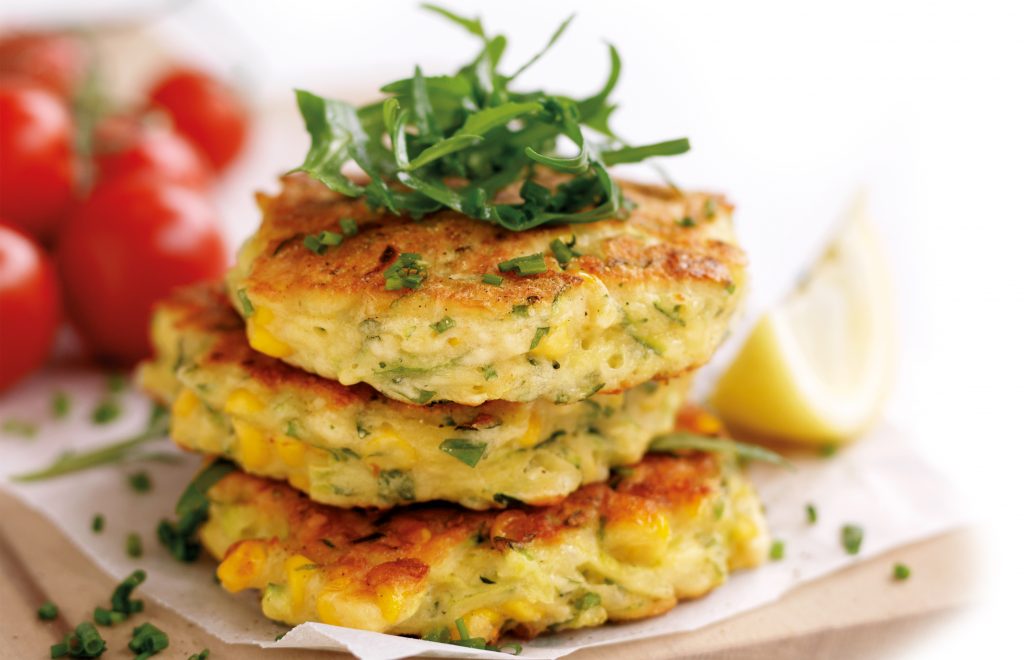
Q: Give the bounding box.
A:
[378,469,415,502]
[338,218,359,236]
[806,503,818,525]
[188,650,210,660]
[38,601,59,621]
[573,591,601,611]
[530,326,550,350]
[127,471,152,494]
[52,391,71,419]
[511,304,529,317]
[303,234,325,254]
[51,622,106,658]
[237,289,254,317]
[128,621,169,659]
[93,569,147,628]
[725,282,736,294]
[481,273,504,286]
[653,301,686,326]
[91,399,121,425]
[92,514,105,533]
[769,540,785,560]
[383,253,428,290]
[157,460,234,563]
[126,532,143,558]
[550,237,578,266]
[408,388,435,404]
[892,563,911,581]
[499,253,547,276]
[439,439,487,467]
[678,216,696,228]
[430,316,455,333]
[841,524,864,555]
[2,418,37,437]
[285,419,301,439]
[480,365,497,380]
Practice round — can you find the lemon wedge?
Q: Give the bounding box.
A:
[710,196,894,445]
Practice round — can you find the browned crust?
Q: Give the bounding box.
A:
[241,173,744,311]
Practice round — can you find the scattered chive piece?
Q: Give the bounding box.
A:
[383,253,428,290]
[893,563,911,581]
[573,592,601,611]
[128,621,169,658]
[91,399,121,425]
[285,419,300,439]
[237,289,254,318]
[157,460,234,563]
[92,514,105,533]
[530,326,550,350]
[769,540,785,560]
[806,503,818,525]
[653,301,687,326]
[439,438,487,467]
[481,273,504,286]
[126,532,143,558]
[725,283,736,294]
[2,418,37,437]
[678,216,696,228]
[188,650,210,660]
[127,471,152,493]
[498,253,547,276]
[338,218,358,236]
[93,607,126,626]
[303,234,325,254]
[107,373,127,394]
[52,391,71,419]
[841,524,864,555]
[273,633,286,642]
[430,316,455,333]
[820,443,838,457]
[318,230,343,246]
[549,238,577,266]
[38,601,59,621]
[52,622,106,658]
[511,304,529,316]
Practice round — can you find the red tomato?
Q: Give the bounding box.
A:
[0,79,76,241]
[0,222,61,392]
[147,67,249,172]
[0,32,89,99]
[94,115,213,190]
[56,175,228,365]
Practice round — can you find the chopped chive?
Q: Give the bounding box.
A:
[237,288,254,317]
[573,591,601,611]
[430,316,455,334]
[549,238,578,266]
[678,216,696,228]
[653,301,687,326]
[52,391,71,419]
[769,540,785,560]
[127,471,152,493]
[125,532,143,558]
[383,253,428,290]
[498,253,547,275]
[511,304,529,317]
[338,218,359,236]
[439,439,487,467]
[188,650,210,660]
[38,601,59,620]
[91,399,121,425]
[303,234,325,254]
[128,622,169,658]
[53,622,106,658]
[481,273,504,286]
[806,503,818,525]
[92,514,105,533]
[318,230,343,246]
[285,419,300,438]
[841,524,864,555]
[2,418,37,437]
[530,326,550,350]
[892,563,911,581]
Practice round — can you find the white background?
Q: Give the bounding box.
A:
[3,0,1023,656]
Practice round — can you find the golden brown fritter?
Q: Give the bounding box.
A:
[225,173,746,405]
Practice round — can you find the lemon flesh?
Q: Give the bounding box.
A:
[711,197,894,444]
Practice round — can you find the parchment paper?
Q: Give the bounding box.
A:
[0,369,964,659]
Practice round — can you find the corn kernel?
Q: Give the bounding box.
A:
[363,426,418,469]
[225,388,264,415]
[247,308,293,358]
[374,584,407,624]
[171,389,200,419]
[285,554,317,614]
[275,436,307,467]
[604,508,671,565]
[532,323,572,360]
[503,598,543,622]
[693,411,724,436]
[233,418,272,469]
[217,541,267,592]
[517,412,543,448]
[462,608,502,639]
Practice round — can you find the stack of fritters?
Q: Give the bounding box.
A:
[139,173,769,643]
